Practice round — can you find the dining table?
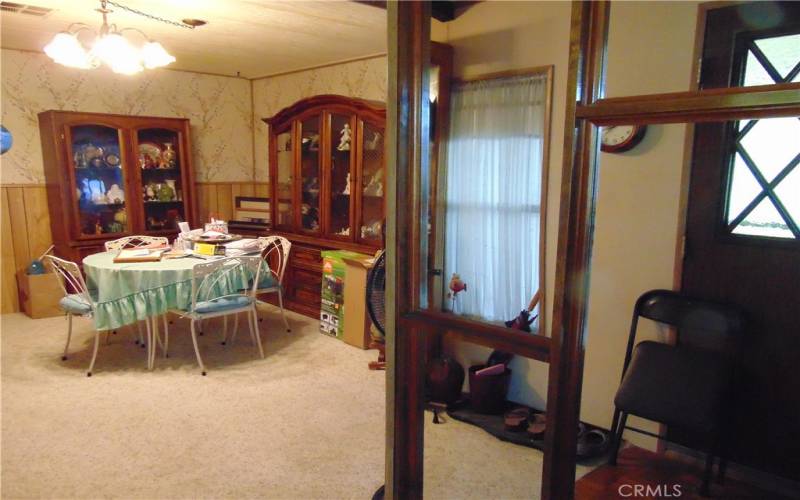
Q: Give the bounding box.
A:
[82,251,254,368]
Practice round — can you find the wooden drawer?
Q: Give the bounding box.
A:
[293,268,321,292]
[294,287,320,307]
[292,245,322,266]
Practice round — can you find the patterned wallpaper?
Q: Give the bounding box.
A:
[251,56,388,182]
[0,49,253,184]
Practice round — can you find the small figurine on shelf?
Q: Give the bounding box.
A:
[366,131,382,151]
[337,123,352,151]
[158,182,174,201]
[106,184,124,204]
[335,227,351,236]
[94,220,103,235]
[161,143,176,168]
[447,273,468,312]
[145,183,156,201]
[342,172,351,195]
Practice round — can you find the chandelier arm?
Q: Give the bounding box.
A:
[66,23,96,36]
[118,27,152,42]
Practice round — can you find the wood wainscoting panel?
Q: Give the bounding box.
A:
[1,185,54,314]
[0,182,267,314]
[194,182,269,225]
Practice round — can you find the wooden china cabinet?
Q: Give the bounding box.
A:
[264,95,385,317]
[38,110,196,262]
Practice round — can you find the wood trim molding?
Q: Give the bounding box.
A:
[577,83,800,125]
[385,2,430,498]
[263,94,386,128]
[542,2,610,498]
[402,311,551,362]
[453,64,555,84]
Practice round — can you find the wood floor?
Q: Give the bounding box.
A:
[575,446,794,499]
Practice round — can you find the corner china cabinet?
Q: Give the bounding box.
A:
[264,95,385,317]
[38,110,196,262]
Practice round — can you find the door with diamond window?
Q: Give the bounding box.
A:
[681,1,800,480]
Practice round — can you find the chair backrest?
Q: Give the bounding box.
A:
[105,235,170,251]
[190,256,262,312]
[43,255,92,305]
[257,236,292,284]
[635,290,745,352]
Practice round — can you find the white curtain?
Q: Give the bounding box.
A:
[443,74,546,322]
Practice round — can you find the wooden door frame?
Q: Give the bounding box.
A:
[386,1,800,499]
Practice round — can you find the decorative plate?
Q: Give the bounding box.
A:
[138,142,161,169]
[82,144,104,161]
[105,153,121,167]
[187,233,243,244]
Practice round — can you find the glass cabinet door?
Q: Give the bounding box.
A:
[136,128,185,232]
[275,128,294,228]
[359,120,384,243]
[299,115,321,232]
[329,113,354,238]
[69,124,129,236]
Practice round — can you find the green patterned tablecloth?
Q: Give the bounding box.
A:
[82,252,251,331]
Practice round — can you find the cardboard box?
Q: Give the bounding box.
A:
[341,256,375,349]
[17,271,63,319]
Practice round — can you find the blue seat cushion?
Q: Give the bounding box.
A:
[194,295,254,314]
[256,274,279,290]
[59,293,93,315]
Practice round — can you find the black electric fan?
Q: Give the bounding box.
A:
[365,250,386,336]
[366,250,387,500]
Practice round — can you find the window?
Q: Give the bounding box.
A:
[725,32,800,239]
[442,73,547,322]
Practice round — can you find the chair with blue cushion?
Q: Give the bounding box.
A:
[43,255,105,376]
[254,236,292,332]
[105,235,170,348]
[171,256,264,375]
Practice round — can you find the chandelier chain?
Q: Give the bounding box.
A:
[104,0,195,29]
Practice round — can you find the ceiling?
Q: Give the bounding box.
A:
[0,0,387,78]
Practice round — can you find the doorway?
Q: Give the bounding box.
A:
[681,1,800,480]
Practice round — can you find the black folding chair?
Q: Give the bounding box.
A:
[609,289,746,496]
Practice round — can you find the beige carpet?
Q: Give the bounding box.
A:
[1,309,589,499]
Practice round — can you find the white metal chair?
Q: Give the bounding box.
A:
[44,255,105,376]
[171,256,264,375]
[104,235,170,348]
[254,235,292,332]
[104,235,169,251]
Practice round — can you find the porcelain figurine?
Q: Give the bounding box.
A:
[343,173,351,195]
[158,182,174,201]
[145,183,156,200]
[337,123,352,151]
[161,143,176,168]
[106,184,124,204]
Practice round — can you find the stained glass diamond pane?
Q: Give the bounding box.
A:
[754,34,800,80]
[727,152,764,224]
[743,50,775,86]
[774,166,800,230]
[738,117,800,182]
[732,198,793,238]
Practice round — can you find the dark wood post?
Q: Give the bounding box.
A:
[385,1,430,499]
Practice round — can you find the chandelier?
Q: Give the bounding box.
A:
[43,0,191,75]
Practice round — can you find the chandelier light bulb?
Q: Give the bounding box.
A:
[141,41,176,69]
[43,32,92,69]
[91,32,143,74]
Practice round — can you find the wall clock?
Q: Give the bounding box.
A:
[600,125,647,153]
